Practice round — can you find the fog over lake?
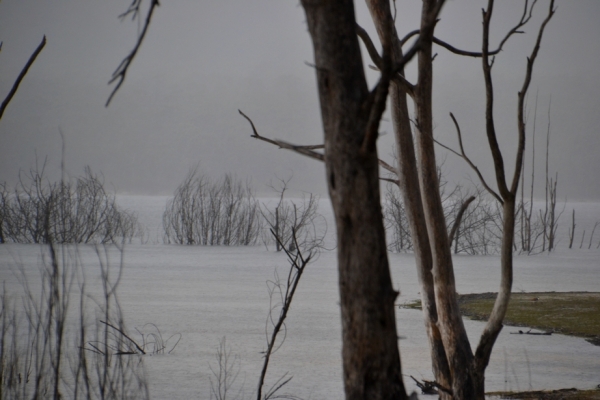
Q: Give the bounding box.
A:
[2,2,600,398]
[1,1,600,200]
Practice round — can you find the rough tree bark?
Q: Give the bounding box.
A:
[299,1,407,398]
[413,2,478,397]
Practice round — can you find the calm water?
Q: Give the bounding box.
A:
[0,195,598,398]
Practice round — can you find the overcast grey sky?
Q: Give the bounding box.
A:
[1,1,599,200]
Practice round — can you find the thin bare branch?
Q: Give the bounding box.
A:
[394,0,446,73]
[481,0,510,200]
[380,176,400,186]
[356,23,382,69]
[99,320,146,354]
[448,195,476,244]
[239,110,325,162]
[432,37,494,58]
[439,113,503,203]
[378,158,396,174]
[106,0,160,107]
[240,109,401,187]
[274,140,325,162]
[0,36,46,120]
[396,1,535,62]
[512,0,555,194]
[256,229,308,400]
[495,0,538,57]
[361,0,395,154]
[360,0,447,155]
[378,158,400,185]
[368,65,416,97]
[238,109,280,147]
[400,29,419,47]
[480,0,547,200]
[433,0,537,58]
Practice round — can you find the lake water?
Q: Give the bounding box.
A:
[0,195,599,399]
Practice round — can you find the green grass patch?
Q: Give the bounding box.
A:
[487,388,600,400]
[401,292,600,346]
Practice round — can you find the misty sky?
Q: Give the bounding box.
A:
[1,0,599,200]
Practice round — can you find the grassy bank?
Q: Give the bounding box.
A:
[487,388,600,400]
[402,292,600,346]
[402,292,600,398]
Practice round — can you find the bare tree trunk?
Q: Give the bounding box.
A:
[520,159,525,251]
[568,209,576,249]
[472,2,555,396]
[542,98,552,251]
[363,1,453,395]
[300,1,407,398]
[526,91,539,253]
[588,221,599,250]
[473,195,515,392]
[414,2,476,397]
[392,86,453,397]
[547,174,558,251]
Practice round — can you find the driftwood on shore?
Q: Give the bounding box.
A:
[510,329,553,336]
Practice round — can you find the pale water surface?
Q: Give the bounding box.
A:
[0,196,598,399]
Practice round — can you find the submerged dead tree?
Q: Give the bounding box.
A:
[260,176,324,253]
[0,165,140,244]
[163,169,262,246]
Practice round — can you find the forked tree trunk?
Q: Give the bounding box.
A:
[366,0,553,398]
[414,2,477,397]
[472,195,516,393]
[300,1,407,398]
[391,83,456,396]
[364,0,453,396]
[300,0,553,398]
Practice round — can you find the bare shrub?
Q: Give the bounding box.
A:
[260,177,325,252]
[163,169,262,246]
[385,177,504,255]
[447,187,503,255]
[208,337,243,400]
[0,242,150,400]
[517,99,564,254]
[384,182,413,253]
[515,186,563,255]
[0,165,141,244]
